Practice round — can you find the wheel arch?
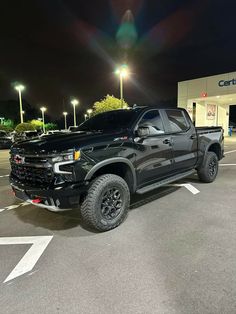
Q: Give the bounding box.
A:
[206,141,222,160]
[85,158,137,193]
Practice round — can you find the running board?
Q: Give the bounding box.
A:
[136,170,195,194]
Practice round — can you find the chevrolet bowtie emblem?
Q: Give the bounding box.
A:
[14,155,25,164]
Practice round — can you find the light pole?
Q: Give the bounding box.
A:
[0,117,4,124]
[15,84,25,123]
[115,65,129,109]
[40,107,47,133]
[84,113,88,121]
[71,99,79,127]
[87,109,92,119]
[63,112,68,130]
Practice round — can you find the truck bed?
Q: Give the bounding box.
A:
[196,126,223,135]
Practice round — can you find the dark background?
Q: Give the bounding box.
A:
[0,0,236,123]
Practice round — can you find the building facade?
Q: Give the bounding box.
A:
[178,71,236,135]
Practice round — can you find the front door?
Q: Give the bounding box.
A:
[134,110,174,187]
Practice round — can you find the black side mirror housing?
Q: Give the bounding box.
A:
[137,126,150,137]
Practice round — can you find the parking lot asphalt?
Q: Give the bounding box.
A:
[1,138,236,314]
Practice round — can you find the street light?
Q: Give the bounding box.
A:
[71,99,79,127]
[84,113,88,121]
[63,112,68,130]
[15,84,25,123]
[87,109,92,118]
[0,117,4,124]
[40,107,47,133]
[115,64,129,108]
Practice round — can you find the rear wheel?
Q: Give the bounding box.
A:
[197,151,218,183]
[80,174,130,231]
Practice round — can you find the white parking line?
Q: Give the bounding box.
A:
[225,149,236,155]
[0,174,9,178]
[0,202,29,213]
[219,164,236,166]
[171,183,200,195]
[0,236,53,283]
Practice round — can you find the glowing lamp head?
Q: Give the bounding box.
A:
[87,109,92,114]
[63,112,68,116]
[40,107,47,113]
[71,99,79,106]
[115,64,129,78]
[15,84,25,92]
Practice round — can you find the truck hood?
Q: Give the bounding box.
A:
[11,131,129,155]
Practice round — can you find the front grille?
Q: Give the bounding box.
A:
[24,156,48,164]
[11,163,53,187]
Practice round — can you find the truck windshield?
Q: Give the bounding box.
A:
[78,110,140,132]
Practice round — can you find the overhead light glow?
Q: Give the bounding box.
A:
[71,99,79,106]
[15,84,25,92]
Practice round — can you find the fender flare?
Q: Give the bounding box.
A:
[200,141,222,167]
[85,157,137,192]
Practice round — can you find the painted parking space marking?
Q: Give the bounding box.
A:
[219,164,236,166]
[225,149,236,155]
[170,183,200,195]
[0,202,29,213]
[0,236,53,283]
[0,174,9,178]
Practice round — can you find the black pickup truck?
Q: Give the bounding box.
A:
[10,107,224,231]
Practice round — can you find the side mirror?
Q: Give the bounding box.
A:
[137,126,150,138]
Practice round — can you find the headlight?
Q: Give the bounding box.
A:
[52,150,80,163]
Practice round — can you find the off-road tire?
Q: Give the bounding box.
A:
[197,151,218,183]
[80,174,130,231]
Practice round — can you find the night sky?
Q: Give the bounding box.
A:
[0,0,236,119]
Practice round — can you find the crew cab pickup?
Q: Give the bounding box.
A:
[10,107,224,231]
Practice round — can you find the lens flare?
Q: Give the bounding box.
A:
[116,10,138,49]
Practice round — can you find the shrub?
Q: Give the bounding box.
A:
[15,123,36,133]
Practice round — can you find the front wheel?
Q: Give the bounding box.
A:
[80,174,130,231]
[197,151,219,183]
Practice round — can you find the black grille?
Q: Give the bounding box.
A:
[11,164,53,186]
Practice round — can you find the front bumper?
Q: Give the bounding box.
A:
[10,176,88,212]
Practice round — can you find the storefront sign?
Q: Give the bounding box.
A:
[218,79,236,87]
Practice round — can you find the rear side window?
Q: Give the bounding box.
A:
[166,110,189,133]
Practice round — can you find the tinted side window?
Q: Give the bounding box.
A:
[138,110,165,135]
[166,110,189,132]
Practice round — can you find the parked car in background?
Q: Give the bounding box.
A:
[68,126,80,132]
[0,130,13,149]
[13,130,40,142]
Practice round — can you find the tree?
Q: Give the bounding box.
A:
[45,123,58,131]
[0,119,14,132]
[15,123,35,133]
[92,95,129,115]
[30,119,43,130]
[0,124,13,132]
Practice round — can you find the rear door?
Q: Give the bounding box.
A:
[134,109,174,187]
[163,109,198,172]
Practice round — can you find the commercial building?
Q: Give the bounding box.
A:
[178,71,236,135]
